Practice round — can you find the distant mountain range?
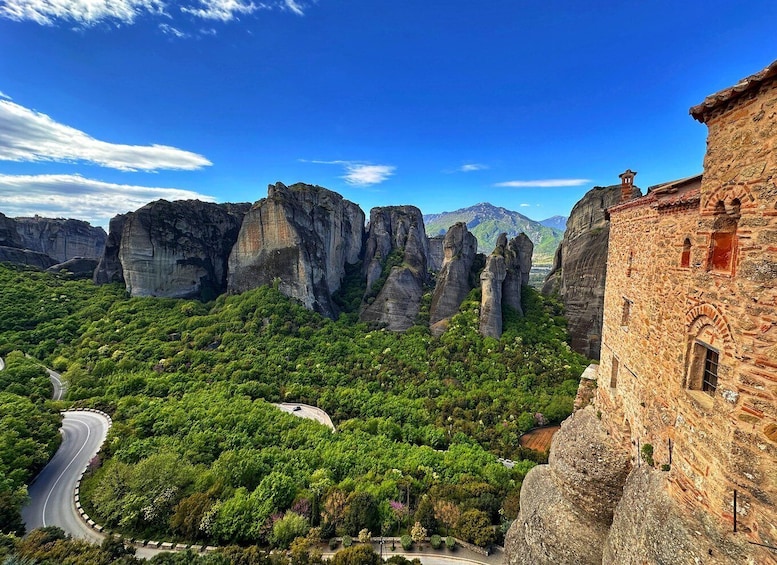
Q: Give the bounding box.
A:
[423,203,565,265]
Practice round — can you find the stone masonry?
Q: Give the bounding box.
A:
[598,60,777,561]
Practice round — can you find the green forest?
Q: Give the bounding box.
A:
[0,262,587,559]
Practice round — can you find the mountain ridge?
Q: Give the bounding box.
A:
[423,202,563,264]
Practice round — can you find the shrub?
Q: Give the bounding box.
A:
[342,535,352,548]
[329,544,381,565]
[410,522,426,544]
[445,536,456,550]
[661,464,671,472]
[430,535,442,549]
[641,443,654,467]
[329,537,339,550]
[456,509,495,547]
[400,535,413,550]
[358,528,371,543]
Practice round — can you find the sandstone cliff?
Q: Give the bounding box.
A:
[542,184,640,358]
[14,216,106,262]
[228,183,364,317]
[479,233,533,338]
[47,257,101,279]
[360,206,429,331]
[427,235,444,272]
[429,222,478,335]
[0,212,23,248]
[0,246,57,269]
[118,200,249,300]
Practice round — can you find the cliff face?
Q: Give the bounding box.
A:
[228,183,364,317]
[0,246,57,269]
[119,200,249,300]
[542,184,640,358]
[93,214,128,285]
[0,212,23,248]
[479,233,533,338]
[427,236,444,272]
[13,217,106,262]
[360,206,429,331]
[429,222,478,335]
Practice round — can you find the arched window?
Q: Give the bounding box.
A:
[681,238,691,268]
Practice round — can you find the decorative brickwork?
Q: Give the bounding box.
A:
[598,63,777,560]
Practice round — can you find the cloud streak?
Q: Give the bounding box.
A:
[494,178,590,188]
[304,159,396,187]
[459,163,488,172]
[0,99,212,171]
[0,0,309,25]
[0,173,215,226]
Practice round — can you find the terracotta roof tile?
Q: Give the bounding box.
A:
[690,60,777,122]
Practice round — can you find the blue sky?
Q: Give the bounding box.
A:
[0,1,775,228]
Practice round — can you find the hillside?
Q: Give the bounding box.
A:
[539,215,568,230]
[423,203,563,264]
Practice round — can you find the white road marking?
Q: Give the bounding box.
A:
[41,417,90,527]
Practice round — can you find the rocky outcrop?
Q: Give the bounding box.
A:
[503,233,533,315]
[0,212,23,248]
[505,407,632,565]
[93,214,128,285]
[602,467,754,565]
[119,200,249,300]
[427,236,444,272]
[360,206,429,331]
[542,183,640,358]
[479,252,506,338]
[479,233,533,337]
[47,257,100,278]
[0,246,57,269]
[13,216,106,262]
[228,183,364,317]
[429,223,478,335]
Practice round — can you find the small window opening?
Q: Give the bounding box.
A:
[621,298,632,327]
[610,357,619,388]
[688,341,720,397]
[708,200,738,273]
[681,238,691,268]
[627,250,634,277]
[702,348,719,395]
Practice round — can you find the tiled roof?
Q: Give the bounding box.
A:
[690,60,777,122]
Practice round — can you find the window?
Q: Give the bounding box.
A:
[710,231,735,271]
[610,357,619,388]
[621,298,632,327]
[702,348,719,395]
[681,238,691,268]
[688,341,720,397]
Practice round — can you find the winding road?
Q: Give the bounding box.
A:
[22,410,109,542]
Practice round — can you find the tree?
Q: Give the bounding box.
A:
[433,500,460,535]
[329,545,381,565]
[410,522,426,544]
[342,492,379,536]
[271,512,310,549]
[455,509,495,547]
[322,490,347,533]
[413,496,437,534]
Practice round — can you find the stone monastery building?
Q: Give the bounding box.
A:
[599,60,777,559]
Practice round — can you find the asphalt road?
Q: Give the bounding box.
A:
[275,402,336,431]
[22,410,109,543]
[46,367,66,401]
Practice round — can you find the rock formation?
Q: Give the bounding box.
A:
[427,236,444,272]
[479,252,506,338]
[360,206,429,331]
[228,183,364,317]
[429,222,478,335]
[118,200,249,300]
[13,216,106,262]
[503,233,533,315]
[542,178,640,358]
[93,214,128,285]
[0,246,57,269]
[479,233,533,338]
[505,406,631,565]
[0,212,23,248]
[47,257,100,278]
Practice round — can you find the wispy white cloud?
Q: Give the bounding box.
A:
[519,203,531,207]
[283,0,303,15]
[0,0,165,26]
[159,22,187,37]
[0,91,11,100]
[181,0,262,22]
[303,159,396,187]
[494,178,590,188]
[0,99,212,171]
[0,173,215,226]
[459,163,488,172]
[0,0,309,25]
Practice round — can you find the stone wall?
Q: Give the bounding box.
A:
[598,72,777,561]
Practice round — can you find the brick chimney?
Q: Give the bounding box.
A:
[619,169,637,202]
